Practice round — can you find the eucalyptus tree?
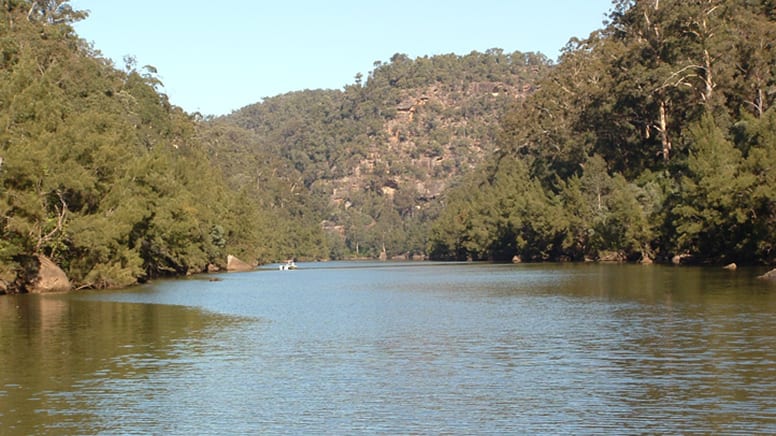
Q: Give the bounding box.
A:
[24,0,86,24]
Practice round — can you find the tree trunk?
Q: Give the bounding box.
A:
[703,48,714,103]
[658,99,672,160]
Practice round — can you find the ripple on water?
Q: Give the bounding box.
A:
[3,263,776,434]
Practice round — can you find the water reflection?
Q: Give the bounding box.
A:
[500,264,776,434]
[0,293,244,434]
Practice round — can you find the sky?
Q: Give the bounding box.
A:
[69,1,613,116]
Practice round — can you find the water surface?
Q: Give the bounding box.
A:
[2,262,775,434]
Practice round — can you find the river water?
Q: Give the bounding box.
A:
[1,262,775,434]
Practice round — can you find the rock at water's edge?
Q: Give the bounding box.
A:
[758,268,776,280]
[226,255,254,272]
[30,255,72,293]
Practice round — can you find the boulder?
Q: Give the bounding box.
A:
[758,268,776,280]
[226,255,254,272]
[672,253,694,265]
[29,255,71,293]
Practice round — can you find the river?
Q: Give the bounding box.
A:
[1,262,775,434]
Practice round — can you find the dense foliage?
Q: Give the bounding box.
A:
[429,0,776,265]
[0,1,292,292]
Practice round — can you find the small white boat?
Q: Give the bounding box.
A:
[279,260,297,271]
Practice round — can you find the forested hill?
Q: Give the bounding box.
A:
[210,51,551,259]
[212,0,776,266]
[0,1,302,293]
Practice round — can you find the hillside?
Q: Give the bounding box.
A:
[210,50,552,259]
[0,1,303,292]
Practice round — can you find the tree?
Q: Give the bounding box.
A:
[24,0,87,25]
[673,113,755,261]
[727,0,776,118]
[737,107,776,261]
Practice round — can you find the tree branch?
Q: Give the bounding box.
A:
[35,190,68,255]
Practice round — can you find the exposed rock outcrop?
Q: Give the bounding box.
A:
[758,268,776,280]
[29,255,71,293]
[226,255,254,272]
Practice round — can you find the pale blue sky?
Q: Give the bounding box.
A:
[69,1,613,116]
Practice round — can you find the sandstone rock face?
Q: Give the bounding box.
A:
[226,255,254,272]
[30,255,71,293]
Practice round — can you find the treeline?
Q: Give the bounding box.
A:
[0,0,301,292]
[429,0,776,265]
[217,50,551,259]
